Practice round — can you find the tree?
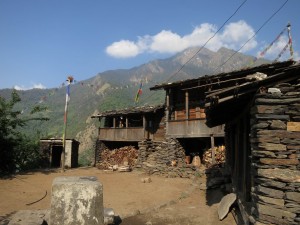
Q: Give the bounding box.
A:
[0,90,48,174]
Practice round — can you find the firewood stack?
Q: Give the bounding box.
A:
[96,146,138,170]
[203,145,225,167]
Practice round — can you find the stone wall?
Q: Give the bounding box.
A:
[135,138,197,178]
[250,83,300,225]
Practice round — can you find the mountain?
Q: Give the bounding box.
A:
[0,47,268,162]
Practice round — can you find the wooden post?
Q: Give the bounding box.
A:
[125,117,128,128]
[166,89,170,134]
[50,145,53,168]
[113,118,116,128]
[166,89,170,120]
[143,115,146,139]
[185,91,189,120]
[211,135,215,164]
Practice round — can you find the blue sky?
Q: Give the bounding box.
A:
[0,0,299,90]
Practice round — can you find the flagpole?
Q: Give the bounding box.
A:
[287,22,294,60]
[62,76,73,172]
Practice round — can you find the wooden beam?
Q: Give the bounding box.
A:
[166,89,170,120]
[150,61,293,91]
[142,115,146,128]
[113,118,116,128]
[205,69,300,109]
[206,68,300,100]
[182,76,250,91]
[211,135,215,164]
[143,115,146,139]
[185,91,189,120]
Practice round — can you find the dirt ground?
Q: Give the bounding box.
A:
[0,167,235,225]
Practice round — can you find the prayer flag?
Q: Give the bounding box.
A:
[135,81,143,103]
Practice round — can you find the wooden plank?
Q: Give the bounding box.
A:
[287,122,300,131]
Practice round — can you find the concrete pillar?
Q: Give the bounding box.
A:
[64,140,72,168]
[50,176,104,225]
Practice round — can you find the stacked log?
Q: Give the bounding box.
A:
[96,146,138,170]
[249,83,300,225]
[95,139,197,178]
[203,145,226,167]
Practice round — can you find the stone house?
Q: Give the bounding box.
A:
[40,138,79,168]
[92,105,203,177]
[204,60,300,225]
[150,74,225,164]
[93,69,229,177]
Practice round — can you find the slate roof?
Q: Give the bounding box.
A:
[91,104,164,118]
[149,61,294,91]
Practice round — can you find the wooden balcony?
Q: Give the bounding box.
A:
[167,119,224,138]
[99,127,146,142]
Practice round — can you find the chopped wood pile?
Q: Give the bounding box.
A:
[96,146,138,170]
[203,145,225,167]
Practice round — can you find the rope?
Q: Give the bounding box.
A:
[14,176,48,206]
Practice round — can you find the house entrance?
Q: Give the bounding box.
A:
[51,145,63,167]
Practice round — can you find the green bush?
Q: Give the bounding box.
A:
[78,148,94,167]
[0,90,48,175]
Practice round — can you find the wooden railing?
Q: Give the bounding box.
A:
[99,127,145,141]
[167,119,224,138]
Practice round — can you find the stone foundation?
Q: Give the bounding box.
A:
[250,83,300,225]
[50,176,104,225]
[135,138,198,178]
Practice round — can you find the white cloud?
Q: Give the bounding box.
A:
[14,83,46,90]
[106,40,140,58]
[106,20,257,58]
[150,30,187,53]
[219,21,257,52]
[183,23,220,50]
[14,85,26,90]
[33,83,46,89]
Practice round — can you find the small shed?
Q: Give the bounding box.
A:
[40,139,79,168]
[204,60,300,225]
